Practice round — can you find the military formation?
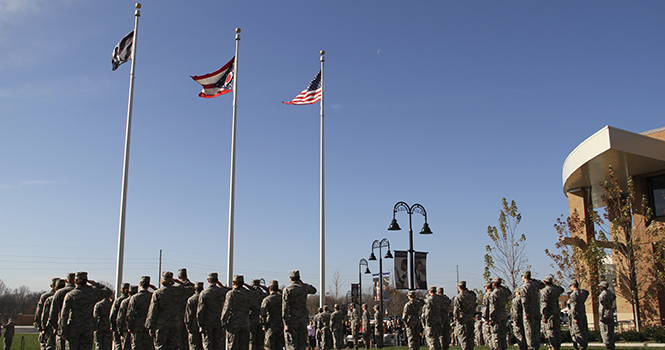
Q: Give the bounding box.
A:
[34,269,618,350]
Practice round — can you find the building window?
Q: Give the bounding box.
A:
[648,175,665,218]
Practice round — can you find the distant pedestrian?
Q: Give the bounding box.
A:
[2,319,15,350]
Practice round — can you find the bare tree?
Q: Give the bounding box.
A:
[484,198,530,291]
[326,269,344,307]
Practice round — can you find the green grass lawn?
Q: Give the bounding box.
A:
[2,333,40,350]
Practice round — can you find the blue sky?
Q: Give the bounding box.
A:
[1,1,664,297]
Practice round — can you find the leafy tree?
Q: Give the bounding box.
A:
[484,198,530,291]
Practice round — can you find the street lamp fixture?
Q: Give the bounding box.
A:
[369,238,392,349]
[358,258,370,306]
[388,201,433,290]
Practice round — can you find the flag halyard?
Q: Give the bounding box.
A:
[283,70,322,105]
[191,57,235,98]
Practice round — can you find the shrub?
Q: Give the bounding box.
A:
[617,330,646,342]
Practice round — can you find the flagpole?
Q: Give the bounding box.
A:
[226,28,240,287]
[319,50,326,308]
[115,3,141,298]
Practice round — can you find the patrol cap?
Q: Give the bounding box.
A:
[66,273,76,282]
[407,290,416,297]
[208,272,219,281]
[51,277,60,286]
[269,280,279,288]
[458,281,467,288]
[428,286,437,292]
[570,280,579,287]
[76,271,88,281]
[362,303,368,309]
[492,277,503,285]
[437,287,444,294]
[252,279,261,286]
[334,304,340,309]
[543,275,554,283]
[522,270,531,278]
[130,285,139,294]
[484,281,491,288]
[178,268,187,277]
[195,282,204,290]
[56,279,66,288]
[233,275,244,285]
[122,282,131,290]
[140,276,151,284]
[290,270,300,279]
[599,281,609,288]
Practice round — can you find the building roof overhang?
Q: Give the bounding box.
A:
[562,126,665,208]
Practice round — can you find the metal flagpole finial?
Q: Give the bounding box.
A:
[135,3,141,8]
[236,28,241,33]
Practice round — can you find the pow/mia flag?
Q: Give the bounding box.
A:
[112,31,134,71]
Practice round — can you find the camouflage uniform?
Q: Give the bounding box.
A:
[330,305,345,350]
[567,284,589,350]
[598,283,615,350]
[403,292,423,350]
[481,285,492,348]
[373,307,382,348]
[540,278,564,350]
[185,283,204,350]
[58,273,114,350]
[35,278,58,350]
[511,292,527,350]
[42,280,66,350]
[221,276,251,350]
[474,317,484,346]
[313,310,323,350]
[110,284,131,350]
[117,287,138,350]
[437,289,452,350]
[422,289,443,350]
[197,275,231,350]
[127,278,154,350]
[248,280,267,350]
[260,283,284,350]
[317,308,332,350]
[282,270,317,350]
[146,272,195,350]
[94,297,114,350]
[49,273,76,350]
[488,283,511,350]
[348,304,360,350]
[361,306,371,349]
[520,273,544,350]
[453,283,476,350]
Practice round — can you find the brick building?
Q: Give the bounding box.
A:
[562,125,665,330]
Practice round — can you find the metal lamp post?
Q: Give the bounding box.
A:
[359,258,370,306]
[388,202,432,290]
[368,238,392,349]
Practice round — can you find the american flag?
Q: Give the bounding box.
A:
[191,57,235,98]
[112,31,134,71]
[283,70,322,105]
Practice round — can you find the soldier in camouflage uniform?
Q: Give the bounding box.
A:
[127,276,156,350]
[598,282,615,350]
[260,280,284,350]
[283,270,317,350]
[94,295,114,350]
[313,308,323,350]
[373,305,382,348]
[177,269,194,350]
[361,304,371,349]
[402,291,423,350]
[567,280,589,350]
[330,304,345,350]
[474,315,483,346]
[520,271,544,350]
[49,273,76,350]
[488,278,511,350]
[481,282,493,348]
[221,275,251,350]
[247,279,268,350]
[42,279,66,350]
[453,281,476,350]
[118,286,138,350]
[317,306,332,350]
[58,272,114,350]
[511,290,527,350]
[422,286,443,350]
[146,271,195,350]
[197,273,230,350]
[348,303,360,350]
[35,278,59,350]
[185,282,204,350]
[437,287,452,350]
[540,276,564,350]
[111,283,131,350]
